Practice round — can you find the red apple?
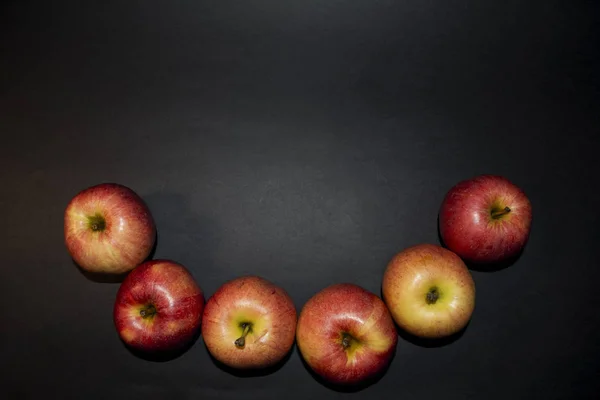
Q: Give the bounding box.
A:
[113,260,204,353]
[202,276,297,369]
[382,244,476,339]
[296,284,397,386]
[439,174,532,264]
[64,183,156,274]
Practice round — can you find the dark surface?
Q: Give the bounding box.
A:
[2,1,599,399]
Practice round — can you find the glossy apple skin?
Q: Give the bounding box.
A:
[64,183,156,274]
[382,244,475,339]
[113,260,204,353]
[439,175,532,264]
[202,276,297,369]
[296,284,397,386]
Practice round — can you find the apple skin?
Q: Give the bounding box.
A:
[439,174,532,264]
[64,183,156,274]
[382,244,475,339]
[201,276,297,369]
[113,260,204,353]
[296,283,397,386]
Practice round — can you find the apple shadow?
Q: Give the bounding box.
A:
[146,232,158,261]
[206,345,294,378]
[464,249,524,273]
[296,346,395,393]
[74,260,131,283]
[396,320,470,348]
[436,214,525,273]
[123,325,202,362]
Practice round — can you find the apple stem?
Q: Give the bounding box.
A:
[426,287,440,304]
[235,323,251,348]
[491,206,511,219]
[140,304,157,318]
[342,335,352,349]
[88,214,106,231]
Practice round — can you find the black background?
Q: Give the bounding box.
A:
[2,1,599,399]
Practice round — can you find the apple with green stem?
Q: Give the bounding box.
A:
[439,174,532,264]
[201,276,297,369]
[113,260,204,353]
[382,244,476,339]
[296,283,397,386]
[64,183,156,275]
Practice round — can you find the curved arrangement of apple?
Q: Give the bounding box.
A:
[64,175,532,386]
[202,276,297,369]
[114,260,205,353]
[64,183,156,274]
[297,283,398,385]
[382,244,476,339]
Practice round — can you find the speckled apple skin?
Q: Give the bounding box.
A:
[439,175,532,264]
[383,244,475,338]
[113,260,204,352]
[64,183,156,274]
[202,276,297,369]
[296,283,397,385]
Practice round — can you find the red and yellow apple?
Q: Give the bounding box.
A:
[113,260,204,353]
[201,276,297,369]
[296,283,397,385]
[439,174,532,264]
[64,183,156,274]
[382,244,475,339]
